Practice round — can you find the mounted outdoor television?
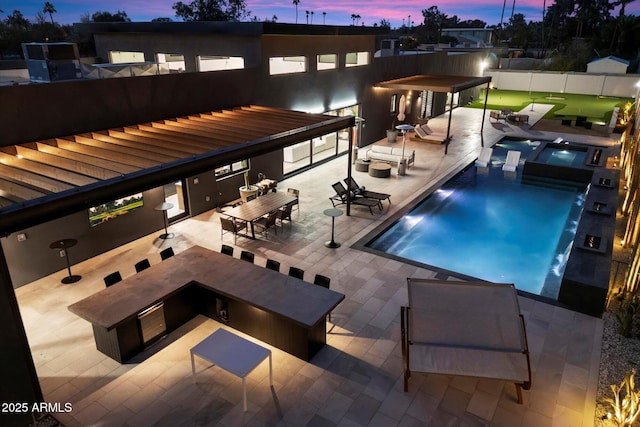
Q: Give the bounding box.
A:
[88,193,144,227]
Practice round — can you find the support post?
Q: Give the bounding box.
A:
[346,127,353,216]
[480,81,490,145]
[445,92,455,155]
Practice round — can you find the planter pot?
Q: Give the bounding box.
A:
[239,185,259,203]
[387,130,398,143]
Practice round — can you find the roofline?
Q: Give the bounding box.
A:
[72,21,389,37]
[0,113,354,236]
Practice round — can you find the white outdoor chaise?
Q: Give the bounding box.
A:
[502,150,521,172]
[475,146,493,168]
[411,124,449,144]
[401,279,532,404]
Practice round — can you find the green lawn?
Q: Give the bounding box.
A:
[468,89,633,125]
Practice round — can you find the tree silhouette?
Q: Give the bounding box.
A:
[305,10,309,24]
[322,11,326,25]
[310,11,314,24]
[173,0,250,22]
[6,10,31,29]
[292,0,299,24]
[90,10,131,22]
[43,2,56,25]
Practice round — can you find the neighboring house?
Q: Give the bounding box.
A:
[441,27,494,47]
[587,55,629,74]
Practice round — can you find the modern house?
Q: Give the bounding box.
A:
[0,22,487,426]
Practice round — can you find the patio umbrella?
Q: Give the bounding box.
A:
[397,94,406,122]
[395,124,414,176]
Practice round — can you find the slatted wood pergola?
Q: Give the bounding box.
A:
[0,105,355,235]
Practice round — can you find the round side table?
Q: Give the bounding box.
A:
[155,202,174,239]
[49,238,82,284]
[355,159,370,173]
[369,162,392,178]
[323,208,343,248]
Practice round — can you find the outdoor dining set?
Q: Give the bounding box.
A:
[220,188,299,241]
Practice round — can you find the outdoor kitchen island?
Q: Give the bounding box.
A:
[68,245,344,363]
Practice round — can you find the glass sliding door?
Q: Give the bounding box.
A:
[164,180,188,221]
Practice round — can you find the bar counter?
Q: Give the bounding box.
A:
[69,245,344,362]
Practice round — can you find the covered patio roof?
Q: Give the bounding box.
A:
[0,105,354,235]
[376,74,491,153]
[376,74,491,93]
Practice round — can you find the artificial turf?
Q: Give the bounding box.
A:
[468,89,633,125]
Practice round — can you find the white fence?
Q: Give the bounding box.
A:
[484,69,640,97]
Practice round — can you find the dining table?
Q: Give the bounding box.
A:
[224,191,296,238]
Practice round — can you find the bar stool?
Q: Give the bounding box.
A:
[160,247,175,260]
[221,244,234,256]
[135,259,151,273]
[288,266,304,280]
[265,259,280,272]
[104,271,122,287]
[240,251,255,263]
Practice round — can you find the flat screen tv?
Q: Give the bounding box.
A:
[88,193,144,227]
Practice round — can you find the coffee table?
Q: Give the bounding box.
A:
[191,328,272,412]
[369,162,392,178]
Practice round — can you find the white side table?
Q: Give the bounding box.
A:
[190,328,272,411]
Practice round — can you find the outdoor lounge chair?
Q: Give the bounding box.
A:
[475,146,493,168]
[401,279,532,404]
[502,150,521,172]
[344,177,391,207]
[411,124,449,144]
[489,110,507,122]
[330,182,380,215]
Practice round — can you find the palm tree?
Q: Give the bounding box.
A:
[306,10,309,24]
[310,11,314,24]
[351,14,356,25]
[43,2,56,25]
[292,0,299,24]
[322,11,326,25]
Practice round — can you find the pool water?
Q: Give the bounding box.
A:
[536,145,588,167]
[367,139,587,299]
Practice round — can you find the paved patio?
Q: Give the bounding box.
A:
[15,106,619,426]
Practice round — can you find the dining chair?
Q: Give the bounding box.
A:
[159,247,175,260]
[104,271,123,287]
[254,210,278,238]
[287,188,300,214]
[313,274,332,321]
[265,259,280,272]
[278,202,293,227]
[135,259,151,273]
[288,266,304,280]
[221,244,234,256]
[240,250,255,263]
[220,216,247,244]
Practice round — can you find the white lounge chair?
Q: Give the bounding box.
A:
[401,279,532,403]
[412,124,449,144]
[475,147,493,168]
[502,150,521,172]
[552,137,564,144]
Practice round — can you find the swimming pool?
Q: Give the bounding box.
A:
[366,139,588,299]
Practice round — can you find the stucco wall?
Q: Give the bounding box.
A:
[485,69,639,97]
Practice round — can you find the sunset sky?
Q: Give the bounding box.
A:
[4,0,638,28]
